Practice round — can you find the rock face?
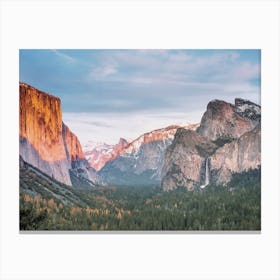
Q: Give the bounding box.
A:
[62,123,85,162]
[162,98,261,190]
[162,129,218,191]
[197,99,260,141]
[210,123,261,185]
[20,82,72,185]
[19,82,99,186]
[62,123,101,185]
[98,124,199,186]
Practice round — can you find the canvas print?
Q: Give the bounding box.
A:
[19,50,261,231]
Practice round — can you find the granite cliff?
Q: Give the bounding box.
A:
[162,98,261,191]
[210,123,261,185]
[197,99,259,141]
[19,82,99,187]
[161,129,218,191]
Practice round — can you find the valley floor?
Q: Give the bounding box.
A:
[20,168,261,231]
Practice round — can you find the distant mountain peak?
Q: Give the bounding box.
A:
[85,123,199,173]
[97,123,200,186]
[118,138,128,145]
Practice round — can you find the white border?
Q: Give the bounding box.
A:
[0,1,279,280]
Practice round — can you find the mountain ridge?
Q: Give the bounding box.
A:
[97,123,199,186]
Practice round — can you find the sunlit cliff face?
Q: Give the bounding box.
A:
[62,123,85,161]
[20,82,86,163]
[19,82,92,186]
[20,82,67,162]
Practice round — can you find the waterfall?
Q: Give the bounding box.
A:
[205,157,209,185]
[200,157,210,189]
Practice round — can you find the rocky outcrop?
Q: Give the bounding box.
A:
[234,98,261,122]
[210,123,261,185]
[162,98,261,191]
[98,124,199,186]
[197,99,259,141]
[161,129,218,191]
[19,82,100,187]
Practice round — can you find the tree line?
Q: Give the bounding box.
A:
[20,170,261,231]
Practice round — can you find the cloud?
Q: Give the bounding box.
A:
[89,64,118,80]
[231,62,260,80]
[21,49,261,144]
[84,50,259,88]
[52,50,76,63]
[63,111,202,145]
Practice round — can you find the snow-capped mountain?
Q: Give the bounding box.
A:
[98,123,199,186]
[121,123,199,155]
[82,141,107,153]
[83,138,128,171]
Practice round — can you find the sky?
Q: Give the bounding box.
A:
[19,49,261,145]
